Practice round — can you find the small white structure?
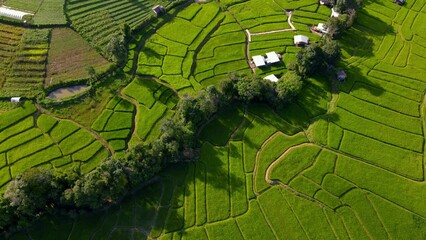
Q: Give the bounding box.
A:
[252,55,266,67]
[152,5,165,15]
[0,6,32,21]
[10,97,21,102]
[331,8,340,17]
[317,23,328,33]
[263,74,279,82]
[294,35,309,46]
[265,52,281,64]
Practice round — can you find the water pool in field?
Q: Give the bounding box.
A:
[47,85,88,99]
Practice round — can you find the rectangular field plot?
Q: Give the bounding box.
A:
[236,200,276,240]
[201,143,230,223]
[205,219,244,240]
[338,131,423,180]
[59,129,95,155]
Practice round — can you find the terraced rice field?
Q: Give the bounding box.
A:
[135,2,249,92]
[3,0,67,25]
[3,0,426,238]
[0,102,110,192]
[0,27,49,98]
[66,0,176,51]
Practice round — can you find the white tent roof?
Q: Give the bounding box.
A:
[294,35,309,44]
[264,74,279,82]
[252,55,266,67]
[0,6,32,20]
[265,52,280,64]
[318,23,328,33]
[10,97,21,102]
[331,8,340,17]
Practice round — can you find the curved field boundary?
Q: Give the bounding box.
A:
[35,103,114,155]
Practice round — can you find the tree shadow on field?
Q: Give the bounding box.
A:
[143,46,163,60]
[149,143,245,238]
[338,7,395,59]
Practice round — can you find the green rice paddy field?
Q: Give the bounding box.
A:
[1,0,426,238]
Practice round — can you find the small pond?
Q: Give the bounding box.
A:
[47,85,88,99]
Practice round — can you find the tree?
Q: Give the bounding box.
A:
[234,74,263,102]
[66,158,128,209]
[104,35,128,66]
[319,37,341,66]
[325,14,348,39]
[297,44,324,76]
[276,71,304,103]
[4,169,58,217]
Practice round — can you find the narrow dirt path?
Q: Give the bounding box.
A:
[265,142,313,185]
[252,131,281,195]
[250,12,296,36]
[245,11,296,72]
[262,142,331,208]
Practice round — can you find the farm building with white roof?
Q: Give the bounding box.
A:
[265,52,281,64]
[252,55,266,67]
[294,35,309,46]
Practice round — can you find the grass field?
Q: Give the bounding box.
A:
[46,28,111,86]
[2,0,426,238]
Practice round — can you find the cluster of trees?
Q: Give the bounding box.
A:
[326,0,364,39]
[220,71,304,108]
[297,37,341,76]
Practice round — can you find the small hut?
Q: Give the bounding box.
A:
[336,70,347,82]
[152,5,165,15]
[263,74,279,82]
[10,97,21,102]
[394,0,405,5]
[294,35,309,47]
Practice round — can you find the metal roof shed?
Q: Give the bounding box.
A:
[265,52,281,64]
[252,55,266,67]
[294,35,309,46]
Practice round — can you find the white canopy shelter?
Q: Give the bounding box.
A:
[317,23,328,33]
[294,35,309,45]
[264,74,279,82]
[331,8,340,17]
[265,52,280,64]
[252,55,266,67]
[11,97,21,102]
[0,6,32,20]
